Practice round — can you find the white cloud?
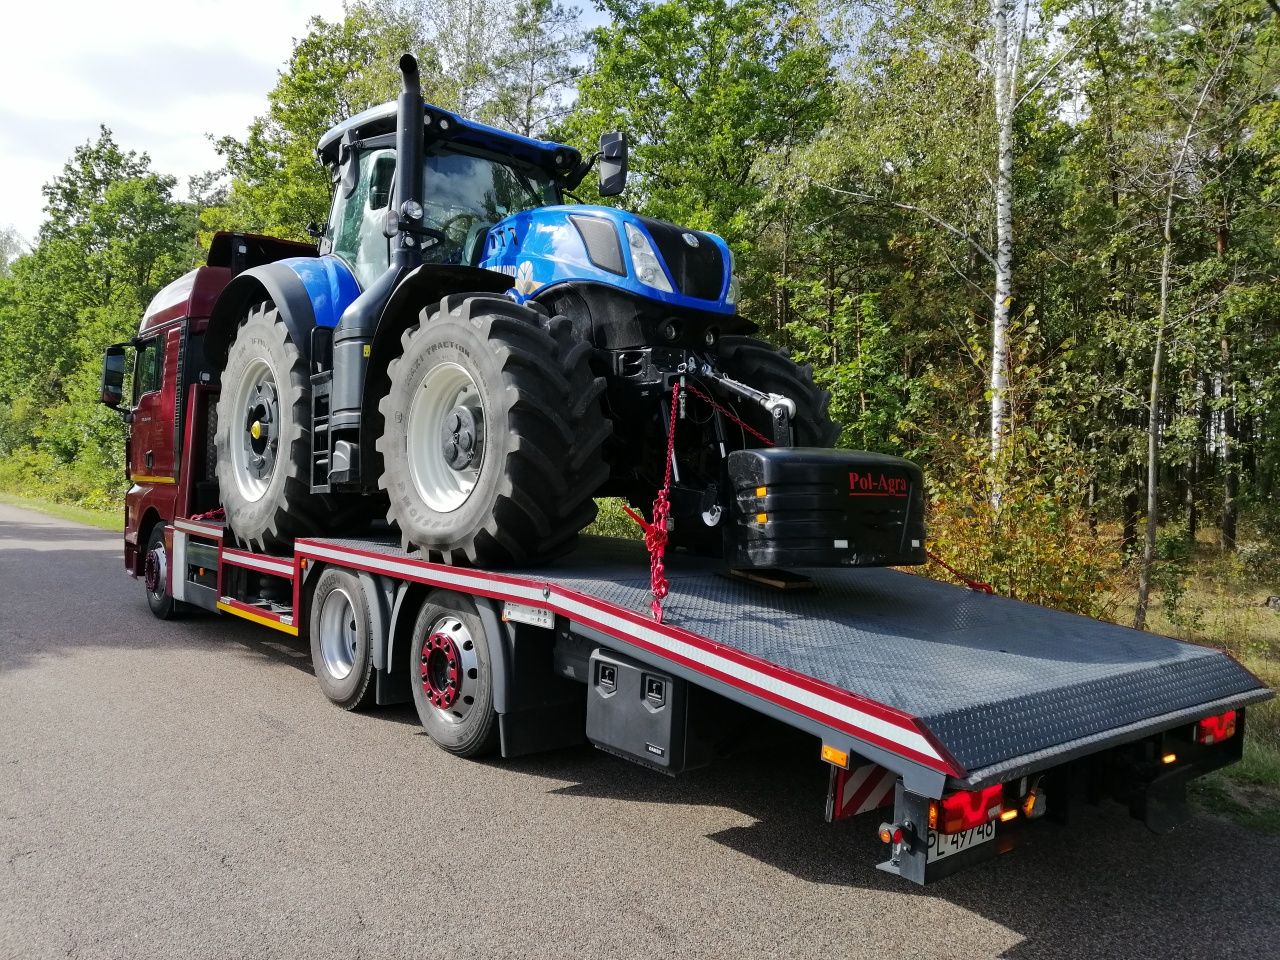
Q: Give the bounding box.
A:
[0,0,347,240]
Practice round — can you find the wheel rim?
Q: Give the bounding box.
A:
[229,357,280,503]
[419,616,480,723]
[144,542,166,600]
[318,587,359,681]
[406,362,485,513]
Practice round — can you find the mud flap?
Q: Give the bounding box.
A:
[1133,767,1192,834]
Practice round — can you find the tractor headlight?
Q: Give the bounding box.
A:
[725,250,740,305]
[624,223,673,293]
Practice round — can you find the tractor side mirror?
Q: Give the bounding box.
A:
[100,344,127,410]
[598,131,628,197]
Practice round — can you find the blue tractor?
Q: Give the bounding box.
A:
[206,55,926,568]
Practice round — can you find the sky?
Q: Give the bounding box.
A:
[0,0,348,243]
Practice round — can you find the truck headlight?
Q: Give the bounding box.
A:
[624,223,673,293]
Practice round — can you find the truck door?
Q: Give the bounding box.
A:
[128,326,180,482]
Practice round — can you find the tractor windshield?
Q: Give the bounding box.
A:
[328,143,558,287]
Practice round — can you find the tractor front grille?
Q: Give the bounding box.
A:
[638,216,725,301]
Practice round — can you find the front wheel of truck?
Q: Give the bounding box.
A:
[142,524,177,620]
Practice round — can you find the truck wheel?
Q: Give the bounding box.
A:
[409,590,498,757]
[376,294,607,565]
[215,302,319,553]
[142,524,177,620]
[308,567,376,711]
[716,336,841,447]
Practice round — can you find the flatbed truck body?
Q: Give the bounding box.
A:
[109,240,1272,883]
[161,515,1271,885]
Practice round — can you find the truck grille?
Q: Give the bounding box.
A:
[638,216,724,301]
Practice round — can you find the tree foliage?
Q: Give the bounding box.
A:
[1,0,1277,622]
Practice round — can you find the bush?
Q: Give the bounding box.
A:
[924,430,1123,617]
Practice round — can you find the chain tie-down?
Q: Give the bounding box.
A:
[621,380,682,622]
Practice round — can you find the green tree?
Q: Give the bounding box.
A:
[0,129,196,506]
[488,0,585,136]
[561,0,835,258]
[206,2,433,240]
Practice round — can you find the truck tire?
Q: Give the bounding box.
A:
[142,524,177,620]
[215,302,319,552]
[715,336,841,447]
[376,294,607,565]
[409,590,499,757]
[308,567,376,711]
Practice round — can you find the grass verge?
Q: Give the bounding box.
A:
[0,491,121,531]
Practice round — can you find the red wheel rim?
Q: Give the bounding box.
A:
[420,631,462,709]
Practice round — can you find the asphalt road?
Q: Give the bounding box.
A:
[1,501,1277,960]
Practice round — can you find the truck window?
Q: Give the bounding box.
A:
[133,337,163,401]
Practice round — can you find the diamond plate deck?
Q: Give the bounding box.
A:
[306,535,1272,778]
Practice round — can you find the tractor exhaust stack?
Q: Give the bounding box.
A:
[393,53,424,269]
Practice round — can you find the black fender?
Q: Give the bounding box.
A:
[385,581,513,714]
[203,262,319,372]
[357,263,513,451]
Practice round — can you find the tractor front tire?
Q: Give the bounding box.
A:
[715,336,841,447]
[377,295,607,566]
[215,302,320,552]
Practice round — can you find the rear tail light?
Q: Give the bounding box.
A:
[1197,710,1237,745]
[929,784,1004,834]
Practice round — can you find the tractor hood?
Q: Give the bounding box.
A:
[478,205,738,316]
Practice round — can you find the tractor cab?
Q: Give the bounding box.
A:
[319,115,569,286]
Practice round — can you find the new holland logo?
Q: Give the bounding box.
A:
[849,471,908,498]
[682,232,700,248]
[513,260,540,296]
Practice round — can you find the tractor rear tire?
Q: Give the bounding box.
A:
[715,336,841,447]
[376,295,608,566]
[215,302,320,553]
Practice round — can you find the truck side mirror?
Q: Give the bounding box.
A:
[598,131,628,197]
[100,344,127,409]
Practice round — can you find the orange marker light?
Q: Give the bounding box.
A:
[755,486,767,498]
[821,744,850,769]
[756,512,768,524]
[1000,809,1018,822]
[1162,753,1177,765]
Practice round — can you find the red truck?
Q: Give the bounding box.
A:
[99,231,1272,885]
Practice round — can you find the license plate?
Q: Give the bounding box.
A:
[927,821,996,862]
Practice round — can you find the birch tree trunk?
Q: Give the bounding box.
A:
[1134,196,1174,630]
[1133,70,1220,630]
[989,0,1015,461]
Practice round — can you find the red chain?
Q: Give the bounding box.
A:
[621,381,682,622]
[683,381,775,447]
[189,506,226,522]
[926,549,994,595]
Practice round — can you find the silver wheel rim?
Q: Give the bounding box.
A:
[229,357,280,503]
[420,615,480,724]
[318,587,359,681]
[406,362,484,513]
